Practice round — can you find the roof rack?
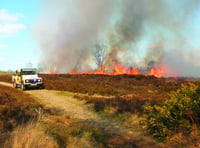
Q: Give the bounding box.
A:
[21,68,37,71]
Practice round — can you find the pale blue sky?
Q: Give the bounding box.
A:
[0,0,39,71]
[0,0,200,74]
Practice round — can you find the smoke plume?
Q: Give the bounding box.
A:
[34,0,115,72]
[34,0,200,77]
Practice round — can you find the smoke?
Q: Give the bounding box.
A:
[34,0,116,73]
[35,0,200,76]
[106,0,200,66]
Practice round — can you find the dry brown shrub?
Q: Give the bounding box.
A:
[0,85,42,145]
[169,130,200,148]
[4,122,58,148]
[0,75,12,83]
[38,74,189,97]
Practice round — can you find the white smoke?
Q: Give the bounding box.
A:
[34,0,200,77]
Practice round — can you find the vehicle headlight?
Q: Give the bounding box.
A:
[25,79,29,83]
[38,79,41,82]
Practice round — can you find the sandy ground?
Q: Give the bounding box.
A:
[28,90,100,120]
[0,82,99,120]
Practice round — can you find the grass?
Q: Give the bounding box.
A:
[4,121,58,148]
[0,74,199,147]
[0,85,43,146]
[0,74,191,97]
[141,83,200,146]
[57,92,73,97]
[0,74,12,83]
[0,84,157,147]
[0,71,13,75]
[3,113,159,148]
[73,94,164,115]
[0,85,100,147]
[95,107,143,132]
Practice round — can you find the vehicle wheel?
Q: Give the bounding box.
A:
[21,83,26,91]
[13,82,17,88]
[39,85,45,89]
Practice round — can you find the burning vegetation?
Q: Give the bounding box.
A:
[69,64,170,78]
[35,0,200,77]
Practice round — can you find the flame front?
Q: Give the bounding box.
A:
[66,64,177,78]
[148,66,165,78]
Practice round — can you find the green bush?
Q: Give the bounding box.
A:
[142,83,200,140]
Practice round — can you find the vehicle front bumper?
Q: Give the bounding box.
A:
[24,82,44,88]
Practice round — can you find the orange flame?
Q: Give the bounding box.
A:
[113,65,127,75]
[170,74,178,78]
[127,68,139,75]
[68,64,174,78]
[80,71,91,75]
[112,65,139,75]
[49,72,56,74]
[94,67,106,74]
[149,66,165,78]
[68,71,79,75]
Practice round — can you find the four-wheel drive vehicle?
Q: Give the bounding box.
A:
[12,68,44,90]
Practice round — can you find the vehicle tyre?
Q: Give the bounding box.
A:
[13,82,17,88]
[21,83,26,91]
[39,85,45,89]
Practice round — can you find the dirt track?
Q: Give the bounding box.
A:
[0,82,99,120]
[0,81,168,147]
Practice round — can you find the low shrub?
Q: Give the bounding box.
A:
[84,95,163,114]
[0,85,42,145]
[4,122,58,148]
[142,83,200,141]
[37,74,186,96]
[0,74,12,83]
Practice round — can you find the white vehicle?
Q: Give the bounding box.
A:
[12,68,44,91]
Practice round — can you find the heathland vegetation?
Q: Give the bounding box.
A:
[0,74,200,147]
[142,83,200,146]
[0,85,42,146]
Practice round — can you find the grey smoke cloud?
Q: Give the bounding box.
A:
[34,0,200,76]
[35,0,115,72]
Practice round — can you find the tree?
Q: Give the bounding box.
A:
[94,44,106,69]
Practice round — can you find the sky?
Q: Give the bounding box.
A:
[1,0,200,77]
[0,0,39,71]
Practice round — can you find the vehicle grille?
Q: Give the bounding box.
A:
[30,79,38,84]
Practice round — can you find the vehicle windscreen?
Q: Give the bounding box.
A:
[21,71,36,75]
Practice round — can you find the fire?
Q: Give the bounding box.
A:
[128,68,139,75]
[94,67,106,74]
[68,64,176,78]
[80,71,91,74]
[148,66,165,78]
[113,65,127,75]
[113,65,139,75]
[170,74,178,78]
[68,71,79,75]
[49,72,56,74]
